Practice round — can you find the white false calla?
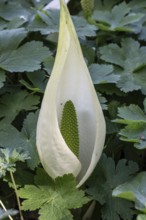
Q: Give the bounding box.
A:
[36,0,106,187]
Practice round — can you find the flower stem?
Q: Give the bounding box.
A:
[0,200,13,220]
[10,171,24,220]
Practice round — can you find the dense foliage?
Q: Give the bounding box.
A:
[0,0,146,219]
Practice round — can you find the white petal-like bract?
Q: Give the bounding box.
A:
[37,0,106,187]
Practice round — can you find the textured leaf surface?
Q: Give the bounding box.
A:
[0,1,31,21]
[28,10,59,35]
[94,0,124,10]
[0,91,40,122]
[0,148,29,177]
[114,101,146,149]
[116,105,146,123]
[99,38,146,94]
[0,111,40,169]
[113,172,146,213]
[20,111,40,169]
[29,9,97,39]
[26,70,48,93]
[72,16,97,39]
[89,64,120,84]
[0,28,27,51]
[0,41,50,72]
[93,2,144,32]
[19,170,90,220]
[97,92,107,110]
[86,154,138,220]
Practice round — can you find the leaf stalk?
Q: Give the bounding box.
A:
[10,171,24,220]
[0,200,13,220]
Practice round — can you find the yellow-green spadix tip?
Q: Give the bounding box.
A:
[60,100,79,157]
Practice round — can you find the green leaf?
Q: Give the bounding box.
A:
[0,148,29,177]
[19,170,90,220]
[29,10,97,40]
[86,154,138,220]
[0,41,50,72]
[128,0,146,9]
[0,18,7,30]
[119,123,146,149]
[97,84,125,96]
[97,92,107,110]
[43,56,54,75]
[1,148,29,163]
[0,70,5,89]
[139,21,146,41]
[81,45,95,65]
[114,101,146,149]
[94,0,122,11]
[0,122,25,150]
[93,2,144,32]
[38,203,72,220]
[116,104,146,124]
[28,10,59,35]
[0,90,40,122]
[89,64,120,84]
[99,38,146,94]
[20,111,40,169]
[106,117,120,134]
[0,1,31,21]
[12,164,34,187]
[34,168,53,185]
[72,16,97,39]
[137,214,146,220]
[0,28,27,52]
[20,69,48,93]
[7,16,27,29]
[26,70,48,93]
[19,79,41,93]
[113,172,146,213]
[0,111,40,169]
[108,101,120,119]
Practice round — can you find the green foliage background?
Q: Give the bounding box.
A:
[0,0,146,219]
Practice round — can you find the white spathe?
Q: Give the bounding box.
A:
[44,0,70,10]
[36,0,106,187]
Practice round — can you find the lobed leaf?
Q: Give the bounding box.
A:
[19,171,90,220]
[86,154,138,220]
[0,41,51,72]
[113,172,146,213]
[99,38,146,94]
[0,111,40,169]
[114,101,146,149]
[0,91,40,122]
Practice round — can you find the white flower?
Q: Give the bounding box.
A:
[36,0,106,187]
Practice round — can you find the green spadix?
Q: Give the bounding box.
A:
[61,100,79,157]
